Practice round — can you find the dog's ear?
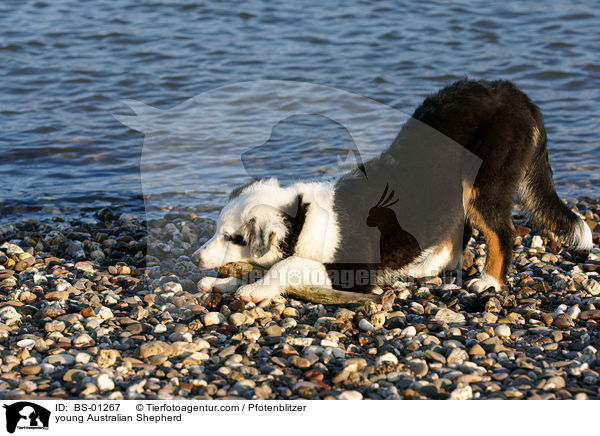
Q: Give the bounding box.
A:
[244,217,274,258]
[243,205,287,258]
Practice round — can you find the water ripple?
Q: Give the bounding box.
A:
[1,0,599,222]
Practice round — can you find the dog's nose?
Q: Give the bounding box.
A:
[192,250,203,266]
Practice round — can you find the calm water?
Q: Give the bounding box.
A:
[1,0,599,222]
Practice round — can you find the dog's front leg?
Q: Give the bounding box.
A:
[198,276,246,294]
[236,256,332,303]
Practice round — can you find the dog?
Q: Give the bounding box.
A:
[193,79,593,302]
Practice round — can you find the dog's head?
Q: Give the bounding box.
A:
[193,178,305,269]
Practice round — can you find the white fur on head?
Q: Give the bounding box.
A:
[193,178,296,269]
[193,177,340,270]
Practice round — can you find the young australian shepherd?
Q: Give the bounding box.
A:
[193,79,593,302]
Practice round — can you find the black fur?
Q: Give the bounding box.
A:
[245,217,272,258]
[326,79,587,289]
[279,195,309,257]
[229,179,261,200]
[417,80,586,278]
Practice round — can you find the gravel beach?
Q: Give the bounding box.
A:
[1,199,599,400]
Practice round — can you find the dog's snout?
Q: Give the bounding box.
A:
[192,249,203,266]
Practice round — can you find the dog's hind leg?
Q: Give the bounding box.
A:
[518,128,593,254]
[236,256,332,303]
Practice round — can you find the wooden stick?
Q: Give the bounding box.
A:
[217,262,391,307]
[286,285,385,306]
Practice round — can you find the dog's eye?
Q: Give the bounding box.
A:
[223,233,246,246]
[231,234,247,246]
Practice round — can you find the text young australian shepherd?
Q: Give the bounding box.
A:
[193,79,593,302]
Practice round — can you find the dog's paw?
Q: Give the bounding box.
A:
[466,274,502,293]
[198,277,218,292]
[235,283,281,303]
[198,277,243,294]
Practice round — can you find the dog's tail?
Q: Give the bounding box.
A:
[517,125,593,252]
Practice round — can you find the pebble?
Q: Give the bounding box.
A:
[289,356,311,369]
[450,384,473,400]
[97,350,120,367]
[447,349,469,364]
[203,312,225,326]
[45,291,69,301]
[73,333,93,347]
[543,376,566,391]
[358,318,374,332]
[531,235,544,249]
[19,380,37,393]
[44,320,66,333]
[16,339,35,349]
[322,347,345,361]
[0,306,21,324]
[94,306,113,322]
[63,369,85,383]
[229,313,247,327]
[407,359,428,377]
[424,350,446,364]
[96,374,115,391]
[553,316,572,329]
[75,352,91,364]
[494,325,511,338]
[43,354,75,366]
[432,308,465,324]
[583,278,600,296]
[469,344,486,356]
[263,325,282,337]
[139,341,172,358]
[344,358,368,372]
[0,203,598,400]
[153,324,167,334]
[566,305,581,319]
[339,390,363,400]
[320,339,338,347]
[244,327,261,342]
[401,326,417,338]
[21,365,41,376]
[376,352,399,366]
[282,307,299,318]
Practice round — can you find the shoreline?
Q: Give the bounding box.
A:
[0,199,599,400]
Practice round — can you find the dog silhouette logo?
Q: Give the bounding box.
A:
[115,80,481,271]
[240,114,367,182]
[3,402,50,433]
